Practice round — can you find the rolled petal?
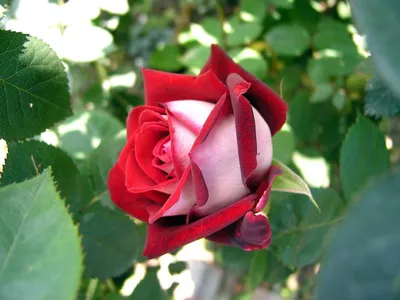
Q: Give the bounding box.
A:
[201,44,287,135]
[107,163,161,222]
[143,193,258,258]
[142,68,227,106]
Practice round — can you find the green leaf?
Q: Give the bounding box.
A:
[340,115,390,202]
[332,89,346,111]
[271,159,318,210]
[269,189,344,267]
[226,17,262,47]
[189,17,223,46]
[0,30,72,140]
[315,168,400,300]
[263,250,294,284]
[272,125,295,164]
[0,140,93,217]
[267,0,294,9]
[265,24,311,57]
[130,267,168,299]
[56,110,124,163]
[364,74,400,117]
[149,44,183,72]
[215,245,255,272]
[310,83,334,103]
[80,204,139,279]
[350,0,400,97]
[228,48,268,79]
[239,0,266,22]
[0,168,82,300]
[181,45,210,73]
[168,261,187,275]
[247,251,267,291]
[88,130,126,195]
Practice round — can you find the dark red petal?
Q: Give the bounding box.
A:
[142,68,228,106]
[143,193,258,258]
[254,165,282,213]
[201,45,287,135]
[126,105,166,139]
[107,163,160,222]
[226,73,258,188]
[232,212,272,251]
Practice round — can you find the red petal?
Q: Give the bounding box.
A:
[226,73,257,188]
[142,68,227,106]
[126,105,166,139]
[126,150,177,194]
[143,193,258,258]
[135,123,169,183]
[201,45,287,135]
[107,164,160,222]
[254,165,282,213]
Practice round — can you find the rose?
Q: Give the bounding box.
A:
[107,45,287,258]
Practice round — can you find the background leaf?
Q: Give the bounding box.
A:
[350,0,400,97]
[0,168,82,300]
[0,30,72,140]
[265,24,311,56]
[315,167,400,300]
[340,115,390,202]
[269,189,344,267]
[79,204,139,279]
[0,140,92,217]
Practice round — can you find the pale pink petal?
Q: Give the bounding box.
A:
[164,100,215,135]
[190,115,250,216]
[168,114,197,178]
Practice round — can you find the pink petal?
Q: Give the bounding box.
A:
[201,45,287,136]
[190,99,250,216]
[148,167,196,223]
[167,113,197,178]
[142,68,227,106]
[143,193,257,258]
[164,100,215,135]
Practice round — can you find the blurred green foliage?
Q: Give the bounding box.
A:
[0,0,399,299]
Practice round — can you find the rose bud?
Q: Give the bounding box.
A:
[107,44,288,258]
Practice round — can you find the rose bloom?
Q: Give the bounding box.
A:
[108,45,287,258]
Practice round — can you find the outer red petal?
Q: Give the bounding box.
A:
[142,68,228,106]
[107,164,160,222]
[201,45,287,135]
[226,73,257,188]
[143,193,258,258]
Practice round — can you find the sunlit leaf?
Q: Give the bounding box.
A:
[271,159,318,210]
[0,168,82,300]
